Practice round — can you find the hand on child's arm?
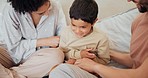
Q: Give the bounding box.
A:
[75,58,99,73]
[81,49,96,59]
[66,58,76,64]
[37,36,60,47]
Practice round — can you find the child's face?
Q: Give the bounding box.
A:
[71,18,93,38]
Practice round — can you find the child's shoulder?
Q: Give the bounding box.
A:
[61,26,72,34]
[93,27,105,34]
[62,26,71,31]
[93,27,108,38]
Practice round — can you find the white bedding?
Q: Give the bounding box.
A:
[0,13,4,47]
[95,8,139,52]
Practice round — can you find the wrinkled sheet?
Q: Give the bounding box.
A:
[95,8,139,52]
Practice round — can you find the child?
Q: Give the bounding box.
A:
[59,0,110,65]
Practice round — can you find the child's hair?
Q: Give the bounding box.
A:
[69,0,98,24]
[7,0,49,14]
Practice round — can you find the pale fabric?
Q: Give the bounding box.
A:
[49,64,98,78]
[0,48,64,78]
[95,8,139,52]
[0,64,15,78]
[1,0,67,64]
[130,13,148,68]
[0,14,5,47]
[0,64,26,78]
[59,26,110,64]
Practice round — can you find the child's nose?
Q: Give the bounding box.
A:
[75,28,80,33]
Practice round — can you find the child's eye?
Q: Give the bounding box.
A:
[71,23,75,26]
[72,25,75,27]
[38,13,44,15]
[81,26,86,28]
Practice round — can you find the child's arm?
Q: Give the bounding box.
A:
[95,38,110,65]
[65,48,96,60]
[65,49,96,65]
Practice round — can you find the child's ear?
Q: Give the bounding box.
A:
[92,18,99,26]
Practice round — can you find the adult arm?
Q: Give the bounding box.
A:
[2,5,37,63]
[110,50,133,67]
[2,4,60,63]
[37,1,67,47]
[36,36,60,47]
[75,57,148,78]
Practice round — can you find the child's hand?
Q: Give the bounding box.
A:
[66,58,76,64]
[81,49,96,59]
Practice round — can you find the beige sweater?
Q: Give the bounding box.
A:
[59,26,110,64]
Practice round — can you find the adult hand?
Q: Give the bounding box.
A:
[66,58,76,64]
[80,49,96,59]
[47,36,60,47]
[37,36,60,47]
[75,58,98,73]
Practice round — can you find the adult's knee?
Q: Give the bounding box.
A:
[37,48,64,64]
[49,48,64,63]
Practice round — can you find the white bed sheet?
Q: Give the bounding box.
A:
[95,8,139,52]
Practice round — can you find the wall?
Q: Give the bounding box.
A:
[57,0,136,24]
[0,0,136,19]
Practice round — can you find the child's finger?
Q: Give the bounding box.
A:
[87,52,96,58]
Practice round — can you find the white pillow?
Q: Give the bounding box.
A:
[0,13,2,39]
[0,13,4,46]
[95,8,139,52]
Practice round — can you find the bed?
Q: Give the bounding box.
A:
[0,0,139,68]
